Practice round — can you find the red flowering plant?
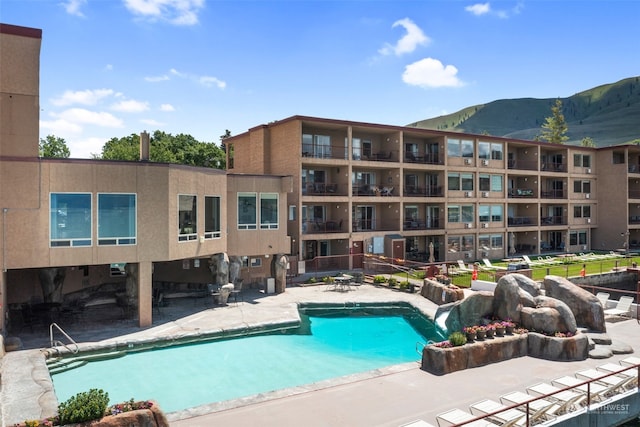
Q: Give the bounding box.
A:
[109,399,154,416]
[463,325,478,334]
[433,340,453,348]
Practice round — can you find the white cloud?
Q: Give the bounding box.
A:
[465,3,491,16]
[69,136,110,159]
[199,76,226,89]
[160,103,175,111]
[123,0,205,26]
[40,118,83,135]
[379,18,430,56]
[104,64,114,71]
[51,89,115,106]
[402,58,465,88]
[145,74,170,82]
[61,0,87,17]
[111,99,150,113]
[52,108,124,128]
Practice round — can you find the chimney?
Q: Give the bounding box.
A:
[140,131,150,161]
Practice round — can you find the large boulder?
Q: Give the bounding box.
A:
[492,274,539,323]
[543,275,606,332]
[520,296,577,335]
[445,291,494,333]
[421,279,465,305]
[527,332,589,361]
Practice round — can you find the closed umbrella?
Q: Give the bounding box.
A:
[509,232,516,255]
[428,241,435,263]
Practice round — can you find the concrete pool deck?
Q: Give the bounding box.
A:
[2,283,639,426]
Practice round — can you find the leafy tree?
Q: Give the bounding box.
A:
[581,137,596,147]
[539,99,569,144]
[39,135,70,158]
[96,131,226,169]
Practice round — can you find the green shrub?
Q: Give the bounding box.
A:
[323,276,335,284]
[387,277,398,287]
[373,275,387,283]
[308,277,317,284]
[448,331,467,346]
[399,281,409,289]
[58,388,110,425]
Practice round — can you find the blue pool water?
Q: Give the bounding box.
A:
[51,309,440,413]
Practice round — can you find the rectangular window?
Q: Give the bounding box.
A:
[289,205,296,221]
[570,230,588,245]
[204,196,221,239]
[461,139,474,158]
[50,193,92,247]
[238,193,257,230]
[447,205,460,223]
[479,205,490,222]
[491,143,503,160]
[250,257,262,267]
[260,193,279,229]
[447,173,460,191]
[574,180,591,193]
[178,195,197,241]
[490,205,503,222]
[573,205,591,218]
[447,138,461,157]
[461,173,474,191]
[479,174,490,191]
[478,142,490,160]
[573,154,592,168]
[461,205,474,223]
[98,193,136,246]
[490,175,503,192]
[490,234,503,248]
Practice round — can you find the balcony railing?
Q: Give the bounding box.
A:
[404,153,442,165]
[541,189,565,199]
[303,219,346,234]
[540,215,567,226]
[303,183,347,196]
[403,185,444,197]
[301,144,347,160]
[352,185,395,196]
[541,162,566,172]
[508,216,536,226]
[403,218,442,230]
[628,189,640,199]
[508,188,536,198]
[507,158,538,171]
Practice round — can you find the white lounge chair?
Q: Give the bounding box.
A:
[551,375,610,402]
[435,408,494,427]
[499,391,559,424]
[620,356,640,367]
[595,292,610,307]
[575,368,635,393]
[482,258,507,270]
[603,296,634,317]
[469,399,527,427]
[457,259,475,272]
[526,383,586,414]
[399,420,436,427]
[521,255,545,267]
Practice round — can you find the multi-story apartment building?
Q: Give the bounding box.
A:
[0,23,291,333]
[226,116,640,272]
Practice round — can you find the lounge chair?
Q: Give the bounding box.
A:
[399,420,436,427]
[575,368,635,393]
[526,383,585,414]
[482,258,507,270]
[619,356,640,367]
[469,399,527,427]
[457,260,475,272]
[229,278,244,303]
[551,375,609,402]
[522,255,545,267]
[596,292,610,307]
[597,363,639,388]
[435,408,494,427]
[499,391,559,424]
[603,296,634,317]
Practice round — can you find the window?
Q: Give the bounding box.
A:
[491,143,503,160]
[573,180,591,193]
[478,205,503,222]
[573,154,591,168]
[447,138,461,157]
[289,205,296,221]
[478,142,502,160]
[447,173,475,191]
[448,205,473,223]
[250,257,262,267]
[204,196,221,239]
[479,234,503,250]
[573,205,591,218]
[178,195,197,241]
[351,138,372,160]
[490,175,503,192]
[448,235,475,252]
[50,193,92,247]
[238,193,257,230]
[98,193,136,246]
[303,133,332,158]
[480,174,503,192]
[569,230,588,245]
[612,152,625,164]
[260,193,278,229]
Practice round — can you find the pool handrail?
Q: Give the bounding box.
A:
[49,322,79,354]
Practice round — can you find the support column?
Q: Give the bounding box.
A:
[138,261,153,327]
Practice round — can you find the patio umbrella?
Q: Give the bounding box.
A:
[428,241,435,263]
[509,232,516,255]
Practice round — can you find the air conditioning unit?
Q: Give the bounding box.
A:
[481,223,489,228]
[586,168,591,174]
[585,193,591,199]
[481,159,489,166]
[587,218,591,223]
[465,223,473,229]
[464,191,473,197]
[582,245,587,250]
[464,252,471,259]
[481,191,489,198]
[464,158,472,165]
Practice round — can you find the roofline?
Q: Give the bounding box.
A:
[0,23,42,39]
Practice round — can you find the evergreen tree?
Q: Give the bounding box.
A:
[539,99,569,144]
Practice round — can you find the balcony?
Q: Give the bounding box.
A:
[353,219,399,232]
[404,152,443,165]
[302,219,346,234]
[507,158,538,171]
[303,182,346,196]
[352,184,395,197]
[540,189,565,199]
[508,216,536,227]
[540,215,567,226]
[541,162,566,172]
[403,218,442,231]
[403,185,444,197]
[508,188,536,198]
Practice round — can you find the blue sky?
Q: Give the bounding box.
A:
[2,0,639,158]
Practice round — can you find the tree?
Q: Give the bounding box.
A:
[581,137,596,147]
[39,135,70,158]
[539,99,569,144]
[219,129,232,152]
[96,131,226,169]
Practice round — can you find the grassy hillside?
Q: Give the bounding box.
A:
[408,76,640,146]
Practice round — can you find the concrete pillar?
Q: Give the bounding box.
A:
[138,261,153,327]
[140,131,150,161]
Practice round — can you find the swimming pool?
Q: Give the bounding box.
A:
[50,303,443,414]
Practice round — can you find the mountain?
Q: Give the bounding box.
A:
[408,76,640,146]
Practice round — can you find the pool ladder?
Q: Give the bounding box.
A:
[415,340,434,356]
[50,323,79,354]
